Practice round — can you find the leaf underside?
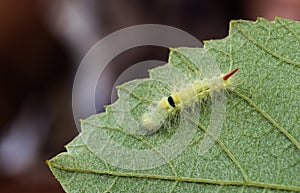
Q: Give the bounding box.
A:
[48,17,300,193]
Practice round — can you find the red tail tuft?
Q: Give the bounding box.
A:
[223,68,239,80]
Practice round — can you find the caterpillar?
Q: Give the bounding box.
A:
[110,47,239,140]
[141,68,239,134]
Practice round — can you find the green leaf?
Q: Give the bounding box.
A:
[48,17,300,192]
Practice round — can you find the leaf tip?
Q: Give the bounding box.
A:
[229,19,238,26]
[274,16,286,22]
[45,160,51,166]
[203,40,209,45]
[169,47,176,52]
[104,104,111,110]
[256,16,264,21]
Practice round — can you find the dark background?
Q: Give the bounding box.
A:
[0,0,299,192]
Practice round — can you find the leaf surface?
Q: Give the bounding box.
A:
[48,17,300,193]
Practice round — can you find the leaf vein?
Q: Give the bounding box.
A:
[232,89,300,151]
[233,22,300,68]
[277,18,300,43]
[195,121,249,182]
[83,121,179,177]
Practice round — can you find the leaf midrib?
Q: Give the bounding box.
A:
[48,162,300,192]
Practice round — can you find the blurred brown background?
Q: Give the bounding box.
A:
[0,0,299,192]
